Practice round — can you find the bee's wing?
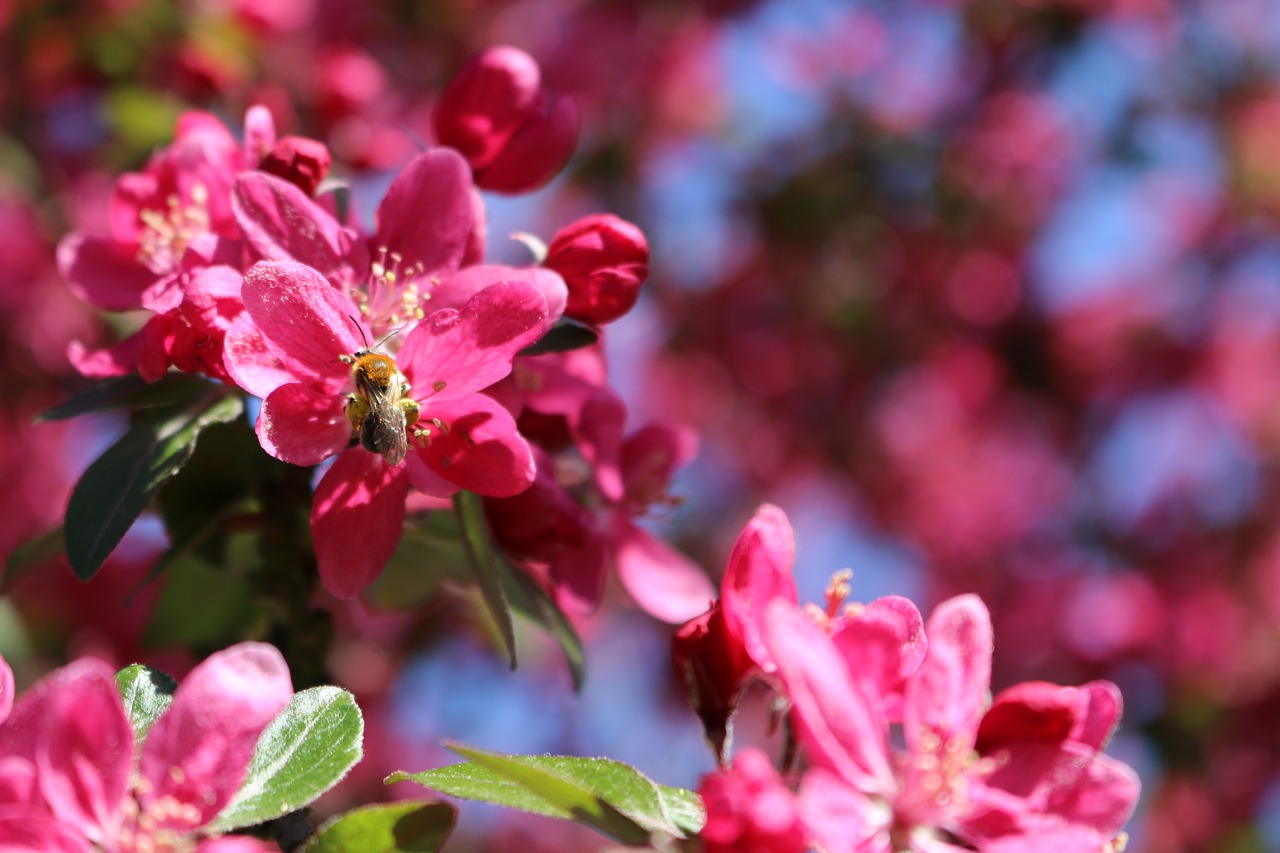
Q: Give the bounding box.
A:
[358,372,411,466]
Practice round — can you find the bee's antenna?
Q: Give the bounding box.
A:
[375,329,401,350]
[348,315,370,350]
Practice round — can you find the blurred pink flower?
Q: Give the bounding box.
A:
[0,644,291,852]
[698,747,808,853]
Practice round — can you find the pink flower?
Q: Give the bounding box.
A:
[0,644,292,852]
[226,260,547,597]
[544,214,649,324]
[58,110,265,314]
[698,747,809,853]
[258,136,332,196]
[764,595,1141,852]
[433,46,579,194]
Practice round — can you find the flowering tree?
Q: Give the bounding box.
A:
[4,0,1279,849]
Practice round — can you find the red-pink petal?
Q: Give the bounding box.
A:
[721,504,799,673]
[906,594,992,750]
[550,533,610,615]
[140,643,293,831]
[477,95,579,194]
[0,655,12,724]
[222,315,297,398]
[403,452,461,498]
[831,594,926,721]
[614,521,715,624]
[257,382,351,465]
[620,421,698,510]
[436,265,568,328]
[311,448,409,598]
[763,600,895,796]
[67,333,148,379]
[35,663,131,845]
[57,233,154,311]
[233,174,364,284]
[241,260,364,391]
[415,393,535,497]
[0,813,90,853]
[399,281,548,399]
[375,148,473,278]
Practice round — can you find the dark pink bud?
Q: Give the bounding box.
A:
[434,46,579,194]
[672,603,751,762]
[545,214,649,324]
[259,136,332,196]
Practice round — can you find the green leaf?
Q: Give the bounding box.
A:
[387,743,706,844]
[304,801,456,853]
[114,664,176,745]
[210,686,365,833]
[519,320,599,356]
[366,512,473,609]
[142,552,258,648]
[64,393,243,581]
[1,527,64,594]
[453,492,516,671]
[37,374,220,422]
[499,558,585,691]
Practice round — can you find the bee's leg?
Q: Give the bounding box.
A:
[400,398,420,427]
[345,394,370,432]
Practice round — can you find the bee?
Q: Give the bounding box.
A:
[340,325,419,466]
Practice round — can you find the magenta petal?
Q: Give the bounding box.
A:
[614,521,715,624]
[404,452,461,498]
[198,836,282,852]
[831,595,926,721]
[140,643,293,831]
[907,594,993,749]
[477,95,579,194]
[415,393,535,497]
[550,533,610,615]
[575,390,626,504]
[233,174,363,283]
[375,148,473,277]
[436,265,567,327]
[312,448,409,599]
[35,664,131,845]
[721,504,799,673]
[67,333,147,379]
[619,421,698,508]
[257,383,351,465]
[57,233,154,311]
[1,658,116,763]
[399,281,548,398]
[241,260,364,391]
[222,315,296,398]
[0,813,90,853]
[1074,681,1124,750]
[0,655,12,724]
[763,600,895,795]
[796,768,886,853]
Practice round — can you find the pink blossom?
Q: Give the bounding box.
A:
[764,595,1140,852]
[227,260,547,597]
[543,214,649,324]
[698,747,809,853]
[0,644,291,852]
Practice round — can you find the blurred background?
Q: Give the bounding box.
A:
[4,0,1280,850]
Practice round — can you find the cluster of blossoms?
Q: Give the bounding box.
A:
[677,506,1141,852]
[56,46,707,618]
[0,643,293,852]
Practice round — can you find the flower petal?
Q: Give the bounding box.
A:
[415,393,535,497]
[35,662,131,846]
[399,281,548,399]
[906,594,993,750]
[763,600,896,796]
[222,314,297,398]
[614,521,715,624]
[311,448,409,599]
[0,654,12,724]
[375,148,473,277]
[257,382,351,465]
[436,264,567,328]
[140,643,293,831]
[241,260,364,391]
[721,504,798,673]
[233,173,364,284]
[57,233,154,311]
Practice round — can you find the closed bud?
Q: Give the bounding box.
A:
[672,603,751,762]
[545,214,649,324]
[434,46,578,194]
[259,135,331,196]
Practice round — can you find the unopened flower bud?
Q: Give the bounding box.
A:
[259,136,331,196]
[433,46,579,194]
[545,214,649,324]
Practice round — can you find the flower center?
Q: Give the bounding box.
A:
[136,184,211,275]
[350,246,437,338]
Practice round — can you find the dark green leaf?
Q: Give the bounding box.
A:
[211,686,365,833]
[499,558,585,691]
[114,664,176,745]
[519,320,599,356]
[366,512,473,609]
[37,374,220,422]
[2,527,64,593]
[453,492,516,670]
[304,801,455,853]
[387,743,706,844]
[64,393,242,580]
